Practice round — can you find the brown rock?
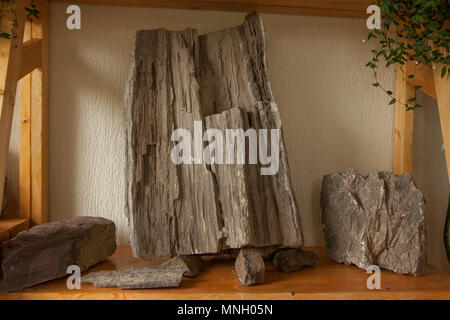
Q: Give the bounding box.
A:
[81,267,184,289]
[272,249,318,272]
[161,255,204,278]
[321,169,426,276]
[0,216,116,293]
[235,248,265,286]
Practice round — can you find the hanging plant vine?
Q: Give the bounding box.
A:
[366,0,450,110]
[366,0,450,264]
[0,0,40,39]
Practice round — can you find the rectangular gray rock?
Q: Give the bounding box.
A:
[0,216,116,293]
[321,169,427,276]
[81,267,184,289]
[125,12,303,259]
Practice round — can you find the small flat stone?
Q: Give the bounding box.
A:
[161,255,204,278]
[321,169,426,276]
[0,217,116,294]
[272,249,318,272]
[81,267,184,289]
[235,248,265,286]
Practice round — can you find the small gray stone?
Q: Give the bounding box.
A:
[0,216,116,293]
[81,267,184,289]
[272,249,318,272]
[235,248,265,286]
[257,246,282,260]
[321,169,426,276]
[161,255,204,278]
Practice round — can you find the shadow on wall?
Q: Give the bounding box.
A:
[413,90,450,275]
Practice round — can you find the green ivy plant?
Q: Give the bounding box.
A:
[367,0,450,264]
[366,0,450,110]
[0,0,40,39]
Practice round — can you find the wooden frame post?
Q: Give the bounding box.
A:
[433,66,450,183]
[0,0,27,214]
[393,64,415,174]
[29,0,49,226]
[0,0,48,242]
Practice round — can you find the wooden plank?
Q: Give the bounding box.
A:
[433,66,450,183]
[19,21,32,220]
[0,246,449,299]
[50,0,373,18]
[29,0,49,225]
[393,64,415,174]
[405,60,436,99]
[0,0,27,216]
[19,38,42,80]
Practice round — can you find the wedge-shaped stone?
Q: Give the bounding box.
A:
[321,169,426,276]
[161,255,204,278]
[0,217,116,293]
[235,248,265,286]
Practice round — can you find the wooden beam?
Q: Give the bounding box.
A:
[19,20,32,221]
[405,60,436,99]
[0,0,27,215]
[29,0,49,226]
[19,38,42,80]
[50,0,373,18]
[433,66,450,183]
[393,64,415,174]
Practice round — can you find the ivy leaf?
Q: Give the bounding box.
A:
[372,82,380,87]
[389,98,396,105]
[386,90,393,95]
[442,66,448,78]
[414,85,422,90]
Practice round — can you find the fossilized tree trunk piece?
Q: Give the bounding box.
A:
[125,12,302,259]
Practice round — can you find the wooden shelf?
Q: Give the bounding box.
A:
[50,0,374,18]
[0,215,29,244]
[0,246,449,300]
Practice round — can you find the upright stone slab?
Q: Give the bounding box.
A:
[0,217,116,293]
[235,248,265,286]
[321,169,426,276]
[125,12,303,259]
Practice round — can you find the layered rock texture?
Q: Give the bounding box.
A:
[321,169,427,276]
[125,12,302,259]
[0,217,116,293]
[82,267,184,289]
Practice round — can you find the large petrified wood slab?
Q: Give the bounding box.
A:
[321,169,426,276]
[0,217,116,293]
[125,12,303,259]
